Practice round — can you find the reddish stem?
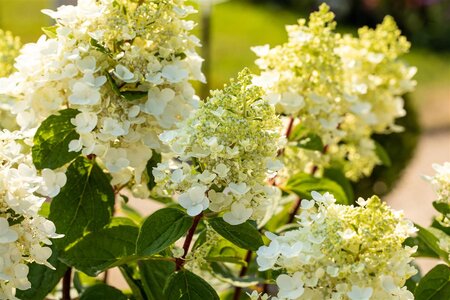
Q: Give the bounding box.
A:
[62,268,72,300]
[232,250,253,300]
[285,116,295,139]
[175,213,203,270]
[277,116,295,157]
[287,196,302,224]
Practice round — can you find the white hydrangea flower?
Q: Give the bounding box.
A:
[0,0,204,195]
[347,286,373,300]
[155,69,283,224]
[252,4,415,181]
[256,191,417,300]
[178,185,209,216]
[0,130,63,297]
[424,162,450,205]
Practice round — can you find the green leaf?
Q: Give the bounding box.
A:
[80,284,127,300]
[288,124,324,151]
[61,218,139,276]
[323,168,354,202]
[264,202,291,232]
[136,208,193,256]
[297,133,324,151]
[405,262,422,293]
[105,71,122,97]
[374,141,392,167]
[90,38,110,55]
[288,124,308,141]
[415,264,450,300]
[41,25,57,38]
[49,157,115,249]
[433,201,450,216]
[32,109,81,169]
[285,172,349,205]
[209,262,261,288]
[139,260,175,300]
[146,152,162,190]
[415,224,450,263]
[205,256,247,266]
[15,246,68,300]
[404,237,440,259]
[209,218,263,251]
[432,217,450,235]
[164,269,219,300]
[121,90,148,101]
[149,192,174,204]
[119,265,145,300]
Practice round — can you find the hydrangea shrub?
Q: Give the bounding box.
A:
[0,1,447,300]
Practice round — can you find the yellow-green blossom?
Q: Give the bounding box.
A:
[257,192,417,300]
[252,4,416,181]
[155,69,283,224]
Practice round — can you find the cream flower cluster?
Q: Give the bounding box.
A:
[0,30,21,131]
[252,4,416,180]
[0,130,64,298]
[425,162,450,205]
[0,0,203,194]
[154,69,283,225]
[256,192,417,300]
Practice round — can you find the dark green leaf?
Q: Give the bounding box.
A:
[136,208,193,256]
[432,217,450,235]
[15,246,68,300]
[164,269,219,300]
[323,168,354,202]
[285,172,349,205]
[415,224,450,263]
[374,141,392,167]
[119,265,145,300]
[73,272,84,294]
[139,260,175,300]
[121,90,148,101]
[105,71,122,97]
[297,133,324,151]
[32,109,81,169]
[205,256,247,266]
[415,264,450,300]
[209,218,263,251]
[80,284,127,300]
[49,157,115,249]
[61,218,139,276]
[404,237,440,259]
[405,262,422,293]
[209,262,262,287]
[146,152,162,191]
[149,192,174,204]
[433,201,450,216]
[90,38,110,55]
[288,124,324,151]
